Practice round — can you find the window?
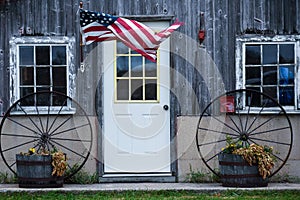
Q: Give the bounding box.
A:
[115,41,159,102]
[236,36,300,112]
[10,37,76,112]
[19,45,67,98]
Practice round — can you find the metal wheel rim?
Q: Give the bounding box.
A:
[0,91,93,180]
[196,89,293,178]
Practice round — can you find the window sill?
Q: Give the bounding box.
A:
[237,108,300,115]
[10,107,76,115]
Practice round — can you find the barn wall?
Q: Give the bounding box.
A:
[94,0,300,115]
[1,0,300,181]
[1,0,300,115]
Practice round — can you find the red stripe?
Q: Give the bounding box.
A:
[115,18,149,48]
[83,25,110,34]
[129,20,160,46]
[110,23,156,62]
[85,35,117,43]
[156,21,183,39]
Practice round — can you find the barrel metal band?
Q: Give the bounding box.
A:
[16,160,52,166]
[219,161,250,166]
[220,173,260,178]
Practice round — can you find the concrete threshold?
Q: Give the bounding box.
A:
[0,183,300,192]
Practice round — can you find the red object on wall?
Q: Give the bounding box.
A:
[198,30,205,44]
[220,96,235,113]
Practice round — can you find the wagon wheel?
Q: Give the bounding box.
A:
[0,91,93,180]
[196,89,293,178]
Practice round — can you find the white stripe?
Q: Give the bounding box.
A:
[120,18,158,47]
[112,19,156,48]
[109,22,145,50]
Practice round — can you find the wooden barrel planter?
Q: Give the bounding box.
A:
[16,154,64,188]
[218,153,268,187]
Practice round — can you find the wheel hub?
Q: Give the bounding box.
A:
[240,133,249,141]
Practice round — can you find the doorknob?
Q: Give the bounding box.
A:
[163,105,169,111]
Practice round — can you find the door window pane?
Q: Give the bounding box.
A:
[145,60,157,77]
[117,56,129,77]
[145,79,157,100]
[131,57,143,77]
[117,42,129,54]
[117,79,129,100]
[131,79,143,100]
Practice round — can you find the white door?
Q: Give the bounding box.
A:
[103,22,171,175]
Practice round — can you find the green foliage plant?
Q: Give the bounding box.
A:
[221,135,275,179]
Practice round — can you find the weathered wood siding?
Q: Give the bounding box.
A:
[1,0,300,116]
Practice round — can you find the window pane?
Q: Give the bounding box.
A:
[246,67,261,85]
[35,91,50,106]
[263,44,277,64]
[279,44,294,64]
[20,87,34,106]
[246,45,261,65]
[263,66,277,85]
[36,46,50,65]
[279,66,294,85]
[36,87,50,93]
[53,87,66,95]
[263,87,277,107]
[131,56,143,77]
[117,79,129,100]
[36,67,50,85]
[20,67,34,85]
[53,92,67,106]
[52,46,66,65]
[145,79,157,100]
[131,79,143,100]
[19,46,34,65]
[131,49,139,54]
[117,42,129,54]
[279,86,294,105]
[53,67,66,86]
[117,56,129,77]
[246,87,261,107]
[145,59,157,77]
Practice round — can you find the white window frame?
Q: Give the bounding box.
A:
[236,35,300,113]
[10,36,76,114]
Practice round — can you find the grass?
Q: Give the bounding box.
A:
[2,190,300,200]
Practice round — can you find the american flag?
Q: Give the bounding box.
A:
[80,9,183,62]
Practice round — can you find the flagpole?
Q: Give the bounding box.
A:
[79,1,84,70]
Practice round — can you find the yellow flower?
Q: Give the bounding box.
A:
[29,148,35,154]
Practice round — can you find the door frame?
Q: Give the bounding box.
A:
[97,17,177,183]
